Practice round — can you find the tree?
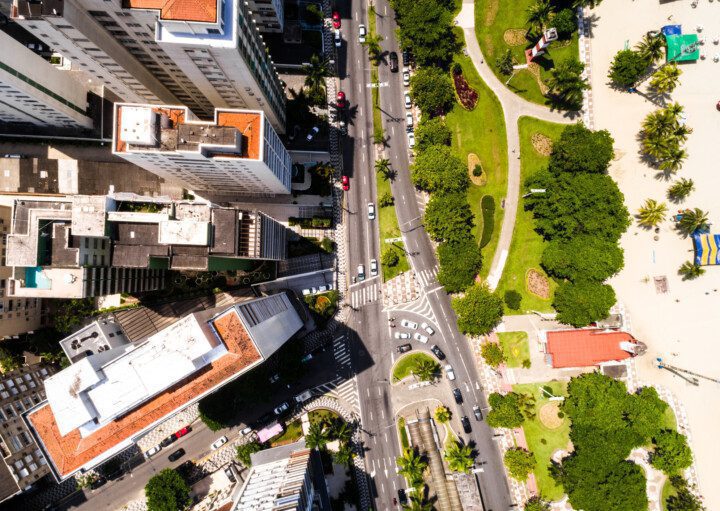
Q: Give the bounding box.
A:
[76,473,100,490]
[333,442,355,466]
[375,158,393,180]
[553,280,616,327]
[391,0,458,67]
[198,393,233,432]
[524,496,551,511]
[650,63,682,94]
[608,49,649,87]
[145,469,191,511]
[678,261,705,280]
[0,348,20,373]
[302,54,329,104]
[55,299,95,333]
[504,290,522,310]
[305,422,330,451]
[362,33,384,64]
[571,0,603,7]
[434,405,451,423]
[451,284,504,336]
[410,66,455,116]
[379,191,394,207]
[402,495,434,511]
[636,33,665,63]
[481,342,505,367]
[541,235,624,282]
[396,447,427,488]
[678,208,709,235]
[667,178,694,201]
[553,8,577,39]
[424,193,474,243]
[486,392,526,428]
[526,0,553,33]
[411,145,469,194]
[437,239,482,293]
[330,419,354,444]
[549,123,615,175]
[637,198,668,227]
[650,429,693,474]
[414,357,440,382]
[444,440,475,473]
[415,117,452,151]
[504,448,536,481]
[545,58,589,110]
[496,49,515,76]
[382,247,400,267]
[666,476,705,511]
[236,440,263,466]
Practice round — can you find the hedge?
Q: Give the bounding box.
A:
[480,195,495,248]
[288,216,333,228]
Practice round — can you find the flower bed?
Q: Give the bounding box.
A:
[453,67,478,110]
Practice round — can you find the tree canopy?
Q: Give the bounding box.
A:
[145,469,191,511]
[236,440,264,466]
[608,49,649,87]
[411,145,469,194]
[549,123,615,175]
[541,236,623,282]
[390,0,458,68]
[424,193,474,243]
[486,392,527,429]
[650,429,693,474]
[437,239,482,292]
[415,117,452,151]
[451,284,504,336]
[410,67,455,116]
[504,448,536,481]
[553,280,616,327]
[481,342,505,367]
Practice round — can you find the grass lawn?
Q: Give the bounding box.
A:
[495,116,563,313]
[513,381,570,501]
[474,0,579,106]
[308,408,340,426]
[392,352,437,383]
[661,477,677,511]
[443,423,457,451]
[398,417,410,449]
[445,33,508,278]
[660,405,677,431]
[377,172,410,280]
[270,420,303,446]
[498,331,530,368]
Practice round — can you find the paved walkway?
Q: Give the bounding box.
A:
[455,0,576,290]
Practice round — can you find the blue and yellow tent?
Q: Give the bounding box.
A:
[693,233,720,265]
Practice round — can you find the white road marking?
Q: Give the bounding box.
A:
[384,5,387,14]
[362,152,366,162]
[377,388,382,396]
[380,409,385,419]
[475,381,480,390]
[363,174,367,185]
[392,479,397,490]
[370,411,374,420]
[391,125,395,136]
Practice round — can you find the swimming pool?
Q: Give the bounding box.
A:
[25,267,52,289]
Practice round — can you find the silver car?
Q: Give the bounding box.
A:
[394,332,411,340]
[401,319,418,329]
[370,259,378,276]
[368,202,376,220]
[413,332,428,343]
[358,24,367,43]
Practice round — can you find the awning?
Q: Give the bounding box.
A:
[666,33,700,62]
[693,233,720,265]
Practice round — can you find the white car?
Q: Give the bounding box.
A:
[211,436,228,450]
[394,332,411,340]
[407,131,415,148]
[413,332,428,343]
[357,264,366,281]
[334,29,342,47]
[368,202,376,220]
[401,319,418,329]
[294,390,313,403]
[421,322,435,335]
[370,259,378,276]
[240,426,253,436]
[145,445,161,457]
[306,126,320,141]
[403,71,410,86]
[406,112,413,128]
[273,402,290,415]
[358,24,367,43]
[404,92,412,109]
[445,364,456,381]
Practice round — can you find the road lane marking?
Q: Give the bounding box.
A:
[380,409,385,419]
[391,125,395,136]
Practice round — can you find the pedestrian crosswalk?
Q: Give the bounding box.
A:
[386,292,438,326]
[333,334,352,368]
[350,282,379,309]
[312,376,360,412]
[416,266,438,288]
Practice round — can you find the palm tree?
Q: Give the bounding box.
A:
[545,58,589,109]
[637,199,668,227]
[444,440,475,473]
[636,33,665,62]
[649,63,682,94]
[678,261,705,280]
[571,0,603,8]
[678,208,709,235]
[305,422,329,451]
[402,495,434,511]
[664,102,685,120]
[434,406,451,424]
[332,442,355,466]
[330,419,353,444]
[667,178,694,201]
[642,110,674,137]
[672,124,693,143]
[363,33,384,64]
[375,158,393,180]
[413,358,439,382]
[396,448,427,488]
[526,0,553,33]
[302,54,329,92]
[642,135,672,161]
[658,147,688,173]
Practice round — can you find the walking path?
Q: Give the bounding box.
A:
[455,0,576,290]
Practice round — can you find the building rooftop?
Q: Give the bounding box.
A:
[123,0,219,23]
[545,329,643,369]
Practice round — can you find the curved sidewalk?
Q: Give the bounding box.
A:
[456,0,576,289]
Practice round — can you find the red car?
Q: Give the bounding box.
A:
[336,90,346,109]
[173,426,190,439]
[341,175,350,191]
[332,11,341,29]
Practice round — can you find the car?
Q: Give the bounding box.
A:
[334,29,342,47]
[269,373,280,384]
[306,126,320,141]
[430,344,445,360]
[168,448,185,462]
[332,11,341,28]
[318,284,328,293]
[367,202,376,220]
[173,426,190,439]
[405,112,413,128]
[256,412,275,426]
[224,465,237,483]
[420,322,435,335]
[413,332,428,343]
[211,436,228,450]
[407,131,415,148]
[370,259,378,276]
[397,344,412,353]
[394,332,411,340]
[389,51,399,72]
[358,24,366,43]
[402,50,411,66]
[241,426,253,435]
[336,90,346,109]
[339,119,348,136]
[341,175,349,191]
[461,416,472,434]
[145,444,161,457]
[453,388,463,404]
[404,92,412,109]
[295,390,313,403]
[273,401,290,415]
[401,319,418,329]
[357,264,366,281]
[301,353,313,363]
[398,488,408,504]
[445,364,456,381]
[160,435,175,448]
[403,70,410,86]
[473,405,483,421]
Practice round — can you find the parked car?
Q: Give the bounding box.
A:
[224,465,237,483]
[160,435,175,448]
[211,436,228,450]
[405,112,413,128]
[273,401,290,415]
[401,319,418,329]
[403,70,410,86]
[397,344,412,353]
[358,24,367,43]
[306,126,320,141]
[145,444,161,457]
[453,388,463,404]
[404,92,412,109]
[332,11,341,28]
[342,175,350,191]
[473,405,483,421]
[295,390,313,403]
[445,364,456,381]
[394,332,411,340]
[336,90,346,109]
[370,259,378,276]
[357,264,366,281]
[407,131,415,148]
[334,29,342,47]
[168,448,185,462]
[402,50,411,66]
[420,322,435,335]
[389,51,399,72]
[430,344,445,360]
[173,426,190,439]
[461,416,472,434]
[367,202,376,220]
[241,426,253,436]
[318,284,328,293]
[269,373,280,384]
[413,332,428,343]
[256,412,275,426]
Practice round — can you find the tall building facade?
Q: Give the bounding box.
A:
[0,31,93,130]
[113,104,292,196]
[11,0,286,131]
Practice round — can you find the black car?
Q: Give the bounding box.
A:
[168,448,185,462]
[397,343,412,353]
[389,51,399,72]
[461,416,472,434]
[159,435,175,448]
[397,488,407,504]
[402,50,410,66]
[453,388,463,404]
[473,405,483,421]
[224,466,237,483]
[430,344,445,360]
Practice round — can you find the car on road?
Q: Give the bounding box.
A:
[404,92,412,109]
[336,90,346,109]
[430,344,445,360]
[224,465,237,483]
[398,488,408,504]
[461,416,472,434]
[367,202,376,220]
[397,344,412,353]
[405,112,413,128]
[403,70,410,86]
[453,388,463,404]
[473,405,483,421]
[241,426,253,436]
[394,332,411,340]
[407,131,415,149]
[370,259,378,276]
[421,322,435,335]
[168,448,185,462]
[295,390,313,403]
[273,401,290,415]
[445,364,456,381]
[358,24,366,43]
[401,319,418,329]
[306,126,319,141]
[357,264,365,281]
[413,332,428,343]
[173,426,190,439]
[211,436,228,450]
[160,435,175,448]
[334,29,341,47]
[342,175,349,191]
[402,50,411,66]
[332,11,341,28]
[145,444,161,457]
[389,51,399,72]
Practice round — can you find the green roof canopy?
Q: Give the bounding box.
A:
[666,33,700,62]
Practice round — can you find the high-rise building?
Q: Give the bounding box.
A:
[113,104,292,196]
[246,0,285,33]
[11,0,286,131]
[0,31,93,130]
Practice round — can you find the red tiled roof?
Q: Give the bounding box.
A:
[216,111,262,160]
[124,0,218,23]
[546,329,635,368]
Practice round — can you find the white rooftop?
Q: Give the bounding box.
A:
[119,106,158,146]
[158,219,210,245]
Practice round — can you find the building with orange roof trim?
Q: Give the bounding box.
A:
[541,329,647,369]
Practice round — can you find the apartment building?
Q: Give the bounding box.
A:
[246,0,285,33]
[113,104,292,196]
[0,31,93,130]
[11,0,286,131]
[0,364,55,503]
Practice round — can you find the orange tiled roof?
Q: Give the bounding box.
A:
[546,329,635,368]
[29,310,260,477]
[115,105,186,153]
[124,0,218,23]
[216,111,261,160]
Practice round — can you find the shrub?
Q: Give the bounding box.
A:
[452,66,478,110]
[497,49,514,75]
[472,163,483,177]
[553,8,577,39]
[479,195,495,248]
[379,191,394,207]
[382,247,400,267]
[504,290,522,310]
